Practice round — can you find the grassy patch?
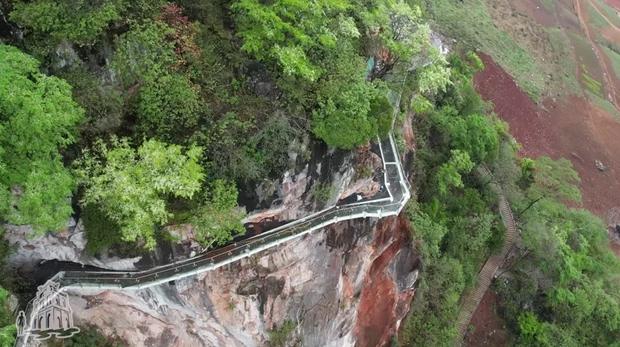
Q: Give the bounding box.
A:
[593,0,620,28]
[546,28,581,93]
[586,90,620,119]
[425,0,546,99]
[581,66,604,96]
[540,0,555,12]
[587,1,610,30]
[268,320,296,347]
[602,45,620,77]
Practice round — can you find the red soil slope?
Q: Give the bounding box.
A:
[604,0,620,10]
[465,290,510,347]
[475,53,620,217]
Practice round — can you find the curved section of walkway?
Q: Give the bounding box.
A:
[455,167,518,345]
[16,133,411,347]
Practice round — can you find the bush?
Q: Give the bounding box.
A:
[189,180,245,248]
[10,0,126,45]
[137,73,203,142]
[112,21,175,86]
[268,320,297,347]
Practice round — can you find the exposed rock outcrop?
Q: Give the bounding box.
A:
[66,216,419,347]
[3,220,142,273]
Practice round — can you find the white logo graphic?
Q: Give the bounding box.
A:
[16,280,80,341]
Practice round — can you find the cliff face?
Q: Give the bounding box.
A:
[66,216,419,347]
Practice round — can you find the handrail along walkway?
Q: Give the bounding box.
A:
[16,133,411,347]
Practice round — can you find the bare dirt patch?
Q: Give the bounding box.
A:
[475,53,556,157]
[476,53,620,216]
[486,0,580,95]
[465,289,511,347]
[604,0,620,10]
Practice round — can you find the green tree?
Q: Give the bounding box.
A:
[231,0,351,81]
[362,0,422,55]
[369,94,395,138]
[432,107,501,164]
[10,0,127,45]
[112,21,175,86]
[312,79,379,149]
[0,287,15,347]
[436,150,474,195]
[76,138,204,249]
[190,180,245,248]
[137,73,203,141]
[418,48,452,94]
[0,44,83,232]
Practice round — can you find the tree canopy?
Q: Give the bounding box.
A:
[76,139,204,249]
[0,44,83,232]
[190,179,246,248]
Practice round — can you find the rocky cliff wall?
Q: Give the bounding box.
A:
[66,216,418,347]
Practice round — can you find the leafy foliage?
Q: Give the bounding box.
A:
[10,0,126,45]
[232,0,350,81]
[400,52,506,346]
[112,21,175,86]
[76,139,204,249]
[49,324,126,347]
[190,180,246,248]
[436,150,474,195]
[313,78,379,149]
[0,44,83,232]
[0,287,15,347]
[268,320,297,347]
[137,73,203,141]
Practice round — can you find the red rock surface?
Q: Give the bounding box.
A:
[355,216,416,347]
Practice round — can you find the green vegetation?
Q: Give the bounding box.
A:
[0,287,15,347]
[494,156,620,346]
[112,21,176,86]
[0,44,83,232]
[311,183,335,205]
[401,53,505,346]
[268,320,297,347]
[424,0,546,98]
[582,67,604,96]
[76,139,204,249]
[602,45,620,79]
[400,45,620,346]
[5,2,617,345]
[189,180,246,248]
[587,1,609,30]
[136,73,203,142]
[10,0,126,45]
[48,325,126,347]
[593,0,620,28]
[0,0,448,251]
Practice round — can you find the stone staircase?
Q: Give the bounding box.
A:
[454,169,518,345]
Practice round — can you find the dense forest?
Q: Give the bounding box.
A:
[0,0,618,346]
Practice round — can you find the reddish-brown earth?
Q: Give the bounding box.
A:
[355,216,416,347]
[475,53,620,216]
[465,290,511,347]
[604,0,620,10]
[469,51,620,346]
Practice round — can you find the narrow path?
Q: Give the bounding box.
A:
[455,168,518,345]
[16,134,411,347]
[575,0,620,110]
[588,0,620,31]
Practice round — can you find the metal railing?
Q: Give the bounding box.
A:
[15,133,411,347]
